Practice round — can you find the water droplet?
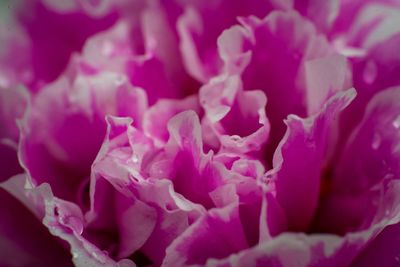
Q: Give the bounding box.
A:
[131,154,139,163]
[372,133,381,150]
[393,143,400,154]
[385,208,390,216]
[363,60,377,85]
[393,115,400,129]
[395,256,400,263]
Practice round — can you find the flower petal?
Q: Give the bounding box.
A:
[269,88,356,231]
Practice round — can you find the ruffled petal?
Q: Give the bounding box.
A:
[16,0,117,89]
[269,88,356,231]
[217,10,352,161]
[143,95,200,146]
[19,71,147,205]
[295,0,339,33]
[40,184,136,267]
[205,179,400,267]
[317,87,400,234]
[177,0,292,82]
[146,110,221,209]
[91,115,204,265]
[163,204,249,266]
[332,3,400,145]
[0,86,27,181]
[0,175,73,267]
[335,86,400,194]
[200,74,270,154]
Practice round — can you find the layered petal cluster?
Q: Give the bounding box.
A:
[1,0,400,267]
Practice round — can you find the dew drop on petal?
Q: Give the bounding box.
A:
[392,115,400,129]
[363,60,377,85]
[372,133,381,150]
[385,208,390,216]
[131,154,139,163]
[392,143,400,155]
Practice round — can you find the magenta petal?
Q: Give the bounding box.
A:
[42,0,115,17]
[177,0,292,82]
[317,87,400,234]
[0,143,23,183]
[39,185,135,267]
[17,0,117,88]
[217,10,352,161]
[259,191,288,240]
[89,177,158,260]
[295,0,339,33]
[332,0,400,39]
[150,111,221,209]
[91,116,204,265]
[351,223,400,267]
[0,86,27,182]
[2,175,135,267]
[337,10,400,143]
[19,71,147,205]
[163,205,249,266]
[2,1,400,265]
[200,74,270,154]
[0,175,72,267]
[0,86,28,141]
[178,7,212,82]
[76,21,136,76]
[19,78,104,202]
[334,87,400,194]
[304,54,352,115]
[88,116,157,258]
[162,156,272,266]
[270,88,356,231]
[126,55,180,105]
[143,95,200,146]
[92,117,157,242]
[0,17,32,88]
[207,179,400,267]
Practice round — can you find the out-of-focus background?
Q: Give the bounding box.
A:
[0,0,13,21]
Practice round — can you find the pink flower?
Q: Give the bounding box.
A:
[1,0,400,266]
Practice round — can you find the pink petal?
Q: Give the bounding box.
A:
[200,74,270,154]
[269,89,356,231]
